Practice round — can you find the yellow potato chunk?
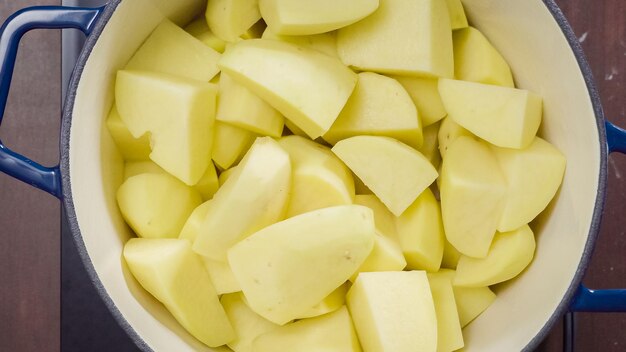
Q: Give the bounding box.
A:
[126,20,220,82]
[217,73,285,137]
[453,27,514,87]
[221,293,279,352]
[392,76,447,127]
[324,72,423,149]
[261,28,338,57]
[123,239,234,347]
[337,0,454,78]
[123,160,164,180]
[440,137,506,258]
[115,70,217,185]
[106,106,151,161]
[259,0,379,35]
[419,122,441,169]
[278,136,354,217]
[427,272,464,352]
[354,194,399,242]
[218,166,238,186]
[396,188,444,272]
[492,137,566,232]
[194,137,291,261]
[117,173,202,239]
[219,39,358,139]
[297,282,351,319]
[212,122,256,170]
[332,136,438,216]
[436,269,497,327]
[437,116,475,158]
[178,200,212,241]
[184,17,226,53]
[193,162,219,200]
[439,79,542,149]
[445,0,468,30]
[204,259,241,295]
[253,306,361,352]
[441,239,461,269]
[454,225,536,287]
[228,205,375,325]
[350,234,406,281]
[205,0,261,42]
[348,271,437,352]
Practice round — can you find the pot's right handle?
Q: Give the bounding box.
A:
[569,121,626,312]
[0,6,104,199]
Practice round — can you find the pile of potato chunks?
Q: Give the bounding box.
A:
[110,0,567,351]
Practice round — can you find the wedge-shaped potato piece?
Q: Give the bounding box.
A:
[439,79,542,149]
[453,27,514,87]
[455,225,536,287]
[218,166,238,186]
[126,20,220,82]
[221,293,279,352]
[179,200,212,241]
[324,72,423,149]
[436,269,497,327]
[217,73,284,137]
[123,160,165,180]
[437,116,475,158]
[354,195,398,242]
[239,19,267,39]
[350,235,406,282]
[123,239,234,347]
[194,162,219,200]
[333,136,438,216]
[219,39,357,139]
[262,28,338,57]
[116,70,216,185]
[117,173,201,239]
[212,122,256,170]
[397,189,444,272]
[392,76,447,127]
[419,122,441,169]
[348,271,437,352]
[228,205,375,325]
[278,136,354,217]
[492,138,566,232]
[353,173,373,195]
[253,306,361,352]
[206,0,261,42]
[106,106,151,161]
[427,272,464,352]
[337,0,453,78]
[259,0,379,35]
[445,0,468,30]
[194,137,291,261]
[441,239,461,269]
[297,282,351,319]
[184,17,227,53]
[440,136,506,258]
[123,160,218,201]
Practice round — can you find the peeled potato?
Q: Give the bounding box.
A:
[259,0,379,35]
[184,17,226,53]
[297,282,351,319]
[261,28,338,57]
[393,76,447,127]
[212,122,256,170]
[427,272,464,352]
[205,0,261,42]
[117,173,202,239]
[353,194,399,242]
[253,306,361,352]
[445,0,468,29]
[106,106,151,161]
[124,239,234,347]
[228,205,375,325]
[221,292,279,352]
[437,116,475,158]
[419,122,442,169]
[350,234,407,282]
[333,136,438,216]
[454,225,536,287]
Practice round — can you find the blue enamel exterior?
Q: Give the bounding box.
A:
[567,121,626,312]
[0,6,103,198]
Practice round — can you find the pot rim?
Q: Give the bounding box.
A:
[58,1,608,351]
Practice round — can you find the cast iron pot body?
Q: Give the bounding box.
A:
[0,1,624,351]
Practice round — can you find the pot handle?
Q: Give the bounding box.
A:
[0,6,105,199]
[569,121,626,312]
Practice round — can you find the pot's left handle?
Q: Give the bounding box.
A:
[569,121,626,312]
[0,6,105,199]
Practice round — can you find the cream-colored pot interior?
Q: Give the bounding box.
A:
[67,0,602,351]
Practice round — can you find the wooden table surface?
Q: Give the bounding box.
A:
[0,1,623,351]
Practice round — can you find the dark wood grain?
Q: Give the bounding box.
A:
[0,1,61,352]
[0,0,622,351]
